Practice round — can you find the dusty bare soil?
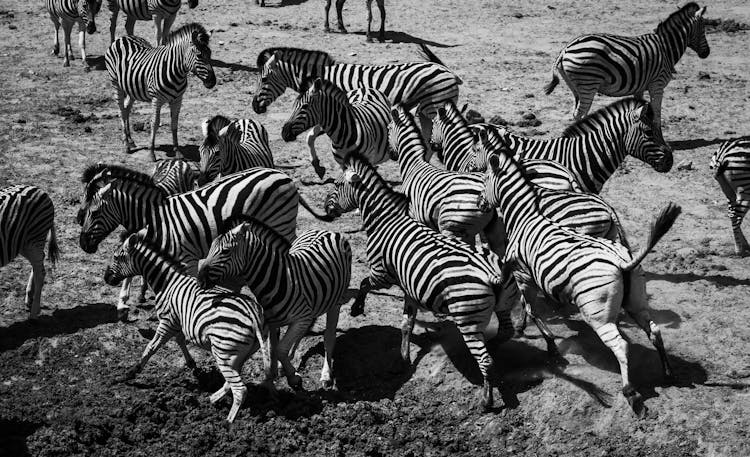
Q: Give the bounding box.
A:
[1,0,749,456]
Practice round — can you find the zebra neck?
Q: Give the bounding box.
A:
[236,244,290,303]
[444,128,474,171]
[319,98,357,149]
[354,171,406,231]
[169,41,194,78]
[396,130,429,176]
[114,185,164,234]
[131,245,182,294]
[655,23,690,68]
[494,168,544,238]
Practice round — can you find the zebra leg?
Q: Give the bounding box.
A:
[324,0,332,32]
[454,313,496,411]
[261,326,280,396]
[350,276,373,317]
[730,198,750,256]
[49,11,60,56]
[365,0,373,42]
[493,308,514,344]
[572,86,597,120]
[153,15,164,45]
[398,298,418,368]
[76,19,89,70]
[117,279,132,322]
[518,282,562,360]
[647,85,666,144]
[306,125,326,178]
[483,213,507,257]
[168,97,183,158]
[137,278,148,303]
[594,321,641,414]
[162,14,177,44]
[174,333,197,372]
[210,347,250,423]
[124,15,135,36]
[149,98,164,162]
[117,322,176,382]
[22,243,45,320]
[320,306,340,389]
[334,0,346,32]
[376,0,385,42]
[61,19,74,67]
[276,318,314,390]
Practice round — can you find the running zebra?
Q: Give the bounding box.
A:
[199,115,274,184]
[0,186,60,320]
[710,139,750,256]
[477,145,681,415]
[107,0,198,45]
[281,78,392,178]
[77,164,330,320]
[252,45,461,163]
[544,3,710,142]
[471,98,673,193]
[198,217,352,390]
[323,0,386,43]
[104,231,267,423]
[46,0,101,68]
[333,152,514,411]
[105,22,216,162]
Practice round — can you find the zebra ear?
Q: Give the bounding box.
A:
[344,169,361,183]
[312,78,323,91]
[390,108,400,121]
[478,128,489,143]
[437,107,447,118]
[265,54,277,69]
[488,153,501,172]
[696,6,706,17]
[218,124,234,140]
[123,233,139,253]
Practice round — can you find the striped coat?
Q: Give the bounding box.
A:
[710,139,750,256]
[199,115,274,184]
[46,0,100,67]
[106,0,198,45]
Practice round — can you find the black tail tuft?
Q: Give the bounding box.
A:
[622,202,681,271]
[544,74,559,95]
[418,43,444,66]
[298,194,336,222]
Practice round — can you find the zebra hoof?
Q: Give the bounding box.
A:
[366,36,373,43]
[63,60,70,68]
[52,45,59,56]
[324,25,331,33]
[337,25,347,34]
[165,148,177,158]
[314,165,326,179]
[350,301,365,317]
[83,65,90,73]
[321,378,335,390]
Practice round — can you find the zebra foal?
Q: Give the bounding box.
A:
[545,2,710,142]
[710,139,750,256]
[105,22,216,162]
[46,0,101,68]
[107,0,198,45]
[0,186,60,320]
[478,145,681,414]
[198,217,352,390]
[199,115,274,184]
[104,231,267,423]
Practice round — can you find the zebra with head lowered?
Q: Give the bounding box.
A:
[107,0,198,45]
[105,22,216,162]
[471,98,673,193]
[77,164,331,321]
[1,186,60,321]
[544,2,710,143]
[477,142,681,415]
[198,217,352,391]
[252,45,461,176]
[104,230,267,423]
[710,139,750,256]
[46,0,101,68]
[281,78,393,178]
[199,115,274,185]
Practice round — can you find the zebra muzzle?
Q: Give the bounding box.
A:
[196,268,214,289]
[280,123,297,142]
[103,267,121,286]
[476,194,492,213]
[79,233,100,254]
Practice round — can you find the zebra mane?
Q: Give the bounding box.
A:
[561,98,646,138]
[348,152,407,201]
[256,47,336,72]
[129,230,189,275]
[202,114,233,148]
[656,2,700,33]
[165,22,210,47]
[82,164,167,197]
[392,106,432,154]
[217,215,292,250]
[298,76,349,104]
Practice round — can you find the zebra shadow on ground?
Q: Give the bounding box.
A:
[134,144,200,162]
[84,55,106,71]
[210,58,256,73]
[258,0,311,8]
[0,302,117,352]
[646,270,750,288]
[0,418,45,457]
[669,135,750,151]
[351,31,458,48]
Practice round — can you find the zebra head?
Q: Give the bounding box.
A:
[188,0,199,8]
[469,125,504,173]
[198,222,250,289]
[184,26,215,89]
[323,172,359,218]
[625,101,674,172]
[687,5,710,58]
[281,77,326,142]
[79,183,119,254]
[103,232,141,286]
[477,142,516,213]
[429,107,449,160]
[199,115,233,184]
[78,0,100,35]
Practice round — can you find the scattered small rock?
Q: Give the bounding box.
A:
[704,18,750,34]
[676,160,693,171]
[16,118,25,124]
[229,22,238,27]
[697,71,710,80]
[465,109,485,124]
[132,121,146,132]
[523,93,534,98]
[522,112,536,120]
[513,13,523,19]
[488,115,509,126]
[8,24,16,30]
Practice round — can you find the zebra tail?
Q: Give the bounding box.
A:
[621,202,681,271]
[47,224,60,267]
[543,73,559,95]
[298,193,336,222]
[606,204,632,251]
[417,44,463,85]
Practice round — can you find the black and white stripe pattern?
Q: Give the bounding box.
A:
[198,217,352,390]
[471,98,674,193]
[107,0,198,45]
[544,2,709,142]
[199,115,274,184]
[323,0,386,43]
[105,22,216,161]
[0,185,60,320]
[103,231,267,423]
[710,139,750,256]
[281,78,392,178]
[46,0,100,67]
[478,144,681,414]
[334,152,514,411]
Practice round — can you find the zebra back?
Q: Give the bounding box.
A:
[0,185,58,268]
[200,115,274,183]
[152,159,200,194]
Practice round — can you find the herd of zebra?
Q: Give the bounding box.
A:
[3,1,749,422]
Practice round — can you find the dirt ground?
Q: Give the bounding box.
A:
[1,0,749,455]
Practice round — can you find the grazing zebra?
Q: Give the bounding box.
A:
[333,152,514,411]
[77,164,331,320]
[544,3,709,143]
[46,0,101,68]
[710,139,750,256]
[281,78,392,178]
[252,45,461,164]
[0,186,60,320]
[199,115,274,184]
[107,0,198,45]
[471,98,673,193]
[477,144,681,414]
[104,231,267,423]
[198,217,352,390]
[105,23,216,162]
[324,0,386,43]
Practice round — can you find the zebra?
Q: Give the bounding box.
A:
[46,0,101,68]
[199,115,274,185]
[105,22,216,162]
[77,164,332,320]
[710,139,750,256]
[0,185,60,320]
[331,152,514,411]
[477,144,681,415]
[470,98,674,193]
[252,45,462,166]
[197,216,352,390]
[106,0,198,45]
[323,0,386,43]
[103,230,267,423]
[281,78,392,178]
[544,2,709,143]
